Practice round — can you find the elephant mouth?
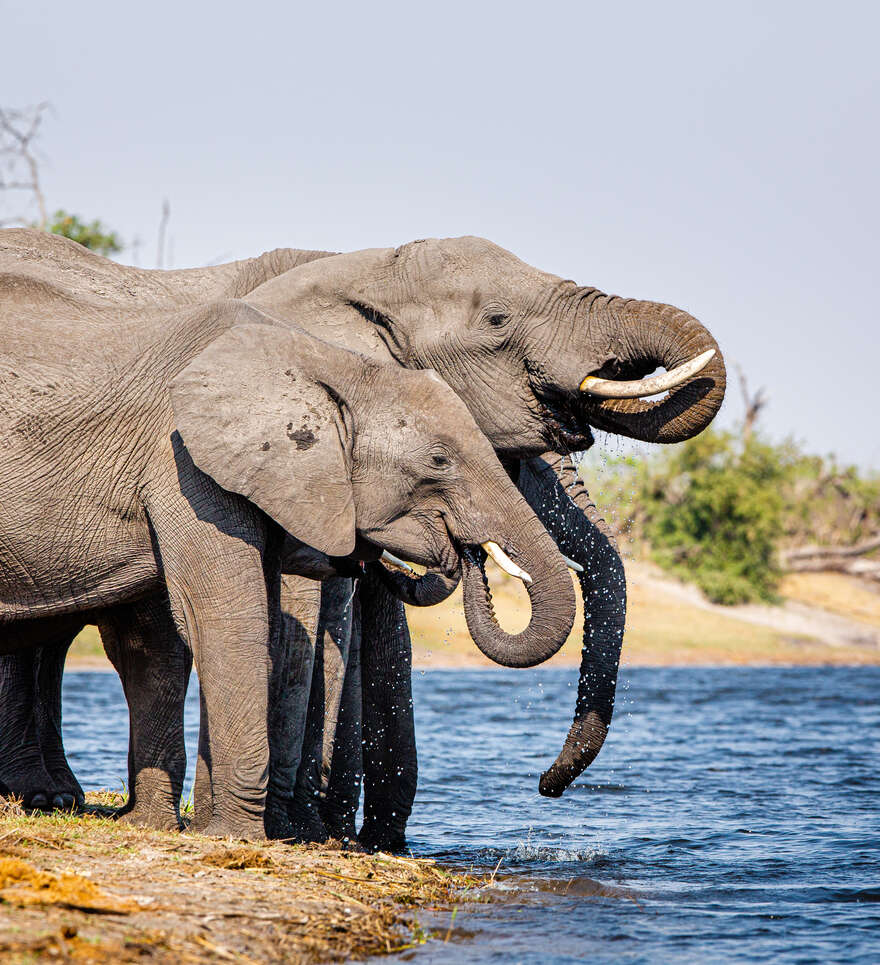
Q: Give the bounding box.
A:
[537,393,596,454]
[526,360,596,453]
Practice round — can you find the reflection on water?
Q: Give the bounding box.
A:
[62,666,880,964]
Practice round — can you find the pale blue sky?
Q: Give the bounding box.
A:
[4,0,878,467]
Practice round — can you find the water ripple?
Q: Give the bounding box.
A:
[62,665,880,964]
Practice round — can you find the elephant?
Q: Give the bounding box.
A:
[0,229,725,847]
[0,243,582,837]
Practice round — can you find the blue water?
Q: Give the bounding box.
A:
[62,666,880,963]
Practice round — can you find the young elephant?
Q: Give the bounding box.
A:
[0,294,575,837]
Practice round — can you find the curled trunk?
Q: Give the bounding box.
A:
[371,562,461,607]
[517,453,626,796]
[585,298,726,444]
[460,512,576,668]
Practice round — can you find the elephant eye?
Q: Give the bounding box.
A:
[431,452,451,469]
[487,312,508,328]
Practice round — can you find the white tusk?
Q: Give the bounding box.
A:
[380,551,416,576]
[580,348,716,399]
[481,541,533,584]
[562,555,584,574]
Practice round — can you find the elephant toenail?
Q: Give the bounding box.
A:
[30,793,49,810]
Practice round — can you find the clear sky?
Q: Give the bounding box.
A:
[4,0,878,467]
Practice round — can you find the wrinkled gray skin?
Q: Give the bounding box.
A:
[0,230,579,838]
[1,231,725,847]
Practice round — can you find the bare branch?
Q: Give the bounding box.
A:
[782,533,880,564]
[0,102,50,228]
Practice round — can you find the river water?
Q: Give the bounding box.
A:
[62,666,880,963]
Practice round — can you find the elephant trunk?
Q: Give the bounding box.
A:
[460,509,576,668]
[517,454,626,797]
[584,297,726,444]
[371,562,461,607]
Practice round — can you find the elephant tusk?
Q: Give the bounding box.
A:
[562,554,584,574]
[481,541,533,584]
[580,348,716,399]
[380,551,416,576]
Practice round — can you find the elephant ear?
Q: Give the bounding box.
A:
[170,319,356,557]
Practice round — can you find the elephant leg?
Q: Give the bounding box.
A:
[320,593,363,844]
[33,637,84,809]
[98,592,191,830]
[289,577,355,842]
[0,650,56,810]
[148,492,277,841]
[264,574,322,840]
[358,569,416,854]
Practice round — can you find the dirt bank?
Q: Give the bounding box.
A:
[0,795,483,964]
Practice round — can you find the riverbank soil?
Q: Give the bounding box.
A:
[0,795,481,963]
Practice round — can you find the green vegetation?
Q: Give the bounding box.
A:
[583,429,880,606]
[47,209,122,255]
[635,431,787,604]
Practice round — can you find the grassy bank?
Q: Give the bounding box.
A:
[0,794,483,964]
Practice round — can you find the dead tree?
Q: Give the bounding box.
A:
[0,103,49,228]
[781,534,880,584]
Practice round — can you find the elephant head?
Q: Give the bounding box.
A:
[247,237,725,456]
[169,301,576,668]
[245,239,725,793]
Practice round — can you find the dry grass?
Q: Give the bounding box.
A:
[0,795,485,964]
[779,572,880,628]
[67,625,107,668]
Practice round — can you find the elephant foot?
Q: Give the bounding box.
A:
[321,812,360,850]
[42,763,85,810]
[0,763,69,813]
[287,801,329,844]
[358,823,407,854]
[197,817,267,841]
[264,795,298,841]
[114,773,182,829]
[115,802,182,831]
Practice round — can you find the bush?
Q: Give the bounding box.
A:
[581,428,880,606]
[48,210,122,256]
[638,430,788,604]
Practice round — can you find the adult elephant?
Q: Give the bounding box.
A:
[0,231,336,815]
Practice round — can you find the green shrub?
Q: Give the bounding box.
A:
[581,428,879,607]
[48,209,122,255]
[639,430,788,604]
